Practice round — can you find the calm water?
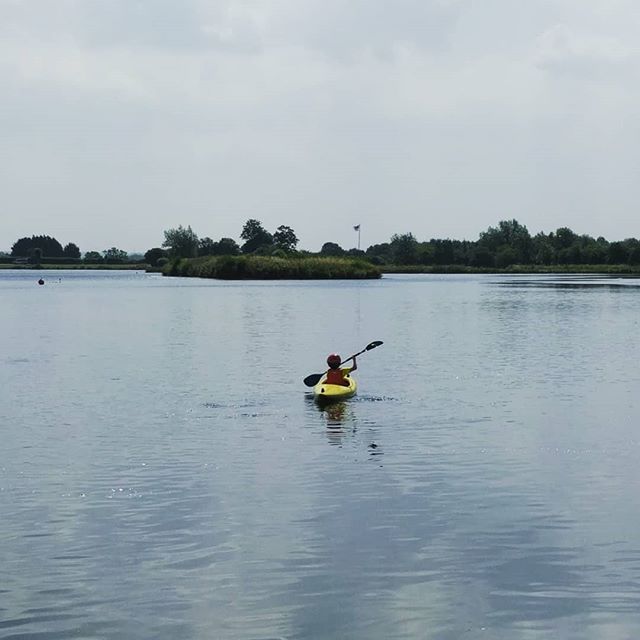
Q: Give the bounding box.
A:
[2,269,640,639]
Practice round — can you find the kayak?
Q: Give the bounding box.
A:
[313,374,357,402]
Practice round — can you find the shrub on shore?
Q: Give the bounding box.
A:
[163,255,381,279]
[382,264,640,274]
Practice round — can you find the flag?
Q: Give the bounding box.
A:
[353,225,360,231]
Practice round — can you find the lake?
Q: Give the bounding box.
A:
[1,269,640,639]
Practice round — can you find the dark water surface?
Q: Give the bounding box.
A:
[2,270,640,639]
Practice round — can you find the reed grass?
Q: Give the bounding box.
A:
[163,255,381,279]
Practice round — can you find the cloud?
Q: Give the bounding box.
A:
[2,0,640,251]
[0,0,263,52]
[258,0,465,60]
[0,0,466,59]
[535,23,637,76]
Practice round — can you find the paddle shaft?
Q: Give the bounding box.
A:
[338,349,364,367]
[339,340,383,367]
[303,340,383,387]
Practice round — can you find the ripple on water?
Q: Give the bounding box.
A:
[2,271,640,639]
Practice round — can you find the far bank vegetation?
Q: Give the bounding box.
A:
[5,218,640,275]
[164,255,381,280]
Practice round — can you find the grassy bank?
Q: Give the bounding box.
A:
[0,263,147,270]
[382,264,640,275]
[163,255,381,279]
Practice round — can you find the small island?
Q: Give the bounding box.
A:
[163,254,381,280]
[157,220,380,279]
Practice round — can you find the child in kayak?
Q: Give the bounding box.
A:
[324,353,357,386]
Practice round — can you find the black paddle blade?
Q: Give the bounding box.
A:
[365,340,383,350]
[303,373,324,387]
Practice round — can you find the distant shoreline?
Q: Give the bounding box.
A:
[0,263,146,270]
[381,264,640,275]
[3,262,640,276]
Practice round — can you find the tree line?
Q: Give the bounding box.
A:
[5,219,640,267]
[365,220,640,267]
[3,235,135,264]
[157,220,299,261]
[157,219,640,268]
[2,221,300,266]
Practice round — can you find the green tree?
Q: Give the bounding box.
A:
[84,251,103,263]
[625,239,640,265]
[608,241,628,264]
[211,238,240,256]
[63,243,81,259]
[240,219,273,253]
[478,224,503,251]
[470,246,494,267]
[366,243,393,264]
[570,234,606,264]
[144,247,167,266]
[431,239,455,265]
[390,233,418,265]
[163,225,199,258]
[103,248,129,263]
[553,227,578,250]
[198,237,216,256]
[31,247,43,265]
[495,245,518,267]
[273,225,298,252]
[11,237,31,256]
[11,235,64,258]
[322,242,346,257]
[479,219,532,263]
[558,245,581,264]
[452,240,473,265]
[581,242,607,264]
[532,233,555,265]
[416,243,436,265]
[629,246,640,265]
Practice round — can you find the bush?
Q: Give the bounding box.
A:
[145,247,168,266]
[162,255,381,280]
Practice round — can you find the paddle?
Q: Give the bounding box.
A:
[303,341,383,387]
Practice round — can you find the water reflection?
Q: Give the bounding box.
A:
[305,396,384,461]
[306,396,354,446]
[323,400,349,427]
[493,274,640,289]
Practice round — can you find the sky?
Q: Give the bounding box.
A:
[1,0,640,254]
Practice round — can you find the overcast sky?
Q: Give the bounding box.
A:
[1,0,639,253]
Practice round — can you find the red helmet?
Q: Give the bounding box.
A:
[326,353,341,367]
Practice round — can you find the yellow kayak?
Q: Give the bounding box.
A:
[313,374,357,402]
